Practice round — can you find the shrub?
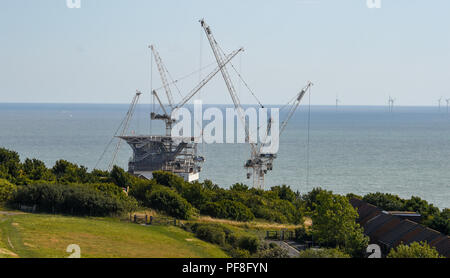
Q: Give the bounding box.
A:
[298,248,351,258]
[201,200,254,222]
[228,248,250,258]
[10,183,137,216]
[387,242,443,258]
[201,202,227,218]
[238,236,260,254]
[147,186,192,219]
[152,171,186,192]
[195,225,227,246]
[255,245,289,258]
[182,182,212,208]
[253,206,288,223]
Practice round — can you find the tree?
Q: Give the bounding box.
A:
[109,166,131,188]
[311,191,369,257]
[270,185,296,202]
[387,242,443,258]
[0,178,17,203]
[52,160,89,183]
[0,148,21,180]
[182,181,212,209]
[23,158,53,181]
[152,171,186,192]
[363,192,405,211]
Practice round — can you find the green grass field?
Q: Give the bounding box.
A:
[0,212,228,258]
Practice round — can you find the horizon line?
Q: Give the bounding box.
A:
[0,102,447,108]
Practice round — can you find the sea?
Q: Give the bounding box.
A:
[0,103,449,209]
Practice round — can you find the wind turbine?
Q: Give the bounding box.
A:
[388,96,395,112]
[438,97,443,111]
[335,94,340,111]
[446,98,450,114]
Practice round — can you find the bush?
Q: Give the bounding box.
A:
[0,178,17,203]
[182,182,212,208]
[238,236,260,254]
[255,245,289,258]
[195,225,227,246]
[10,183,137,216]
[228,248,250,258]
[253,206,288,223]
[201,200,254,222]
[387,242,443,258]
[147,186,192,219]
[298,248,351,258]
[152,171,186,192]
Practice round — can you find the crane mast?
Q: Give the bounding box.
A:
[200,19,257,157]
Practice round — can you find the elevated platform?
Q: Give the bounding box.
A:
[117,135,203,182]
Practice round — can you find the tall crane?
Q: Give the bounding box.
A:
[108,90,142,170]
[245,82,313,189]
[149,44,243,136]
[199,19,259,159]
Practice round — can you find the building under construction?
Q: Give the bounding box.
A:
[118,135,202,182]
[109,28,242,182]
[110,19,310,187]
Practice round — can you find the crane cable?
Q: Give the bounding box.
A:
[306,86,312,187]
[216,44,264,108]
[94,113,128,170]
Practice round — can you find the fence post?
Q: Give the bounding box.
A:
[150,216,153,225]
[173,219,177,226]
[145,215,148,224]
[134,214,137,223]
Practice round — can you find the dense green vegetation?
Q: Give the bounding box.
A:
[185,222,288,258]
[298,248,351,258]
[360,192,449,235]
[1,147,448,258]
[308,190,369,257]
[387,242,443,258]
[11,183,137,217]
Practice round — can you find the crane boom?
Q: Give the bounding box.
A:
[279,81,313,135]
[174,47,243,110]
[149,45,175,109]
[200,19,257,155]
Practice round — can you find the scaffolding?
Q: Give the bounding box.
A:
[118,135,203,182]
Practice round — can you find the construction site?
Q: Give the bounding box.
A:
[102,19,313,189]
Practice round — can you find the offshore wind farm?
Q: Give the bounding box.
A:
[1,103,449,209]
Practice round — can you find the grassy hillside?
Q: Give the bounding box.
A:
[0,211,228,258]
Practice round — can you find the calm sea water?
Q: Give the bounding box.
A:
[0,103,449,209]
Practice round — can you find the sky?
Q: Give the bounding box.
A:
[0,0,449,106]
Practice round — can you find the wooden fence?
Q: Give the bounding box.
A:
[129,214,182,227]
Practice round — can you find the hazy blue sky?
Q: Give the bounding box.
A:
[0,0,449,105]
